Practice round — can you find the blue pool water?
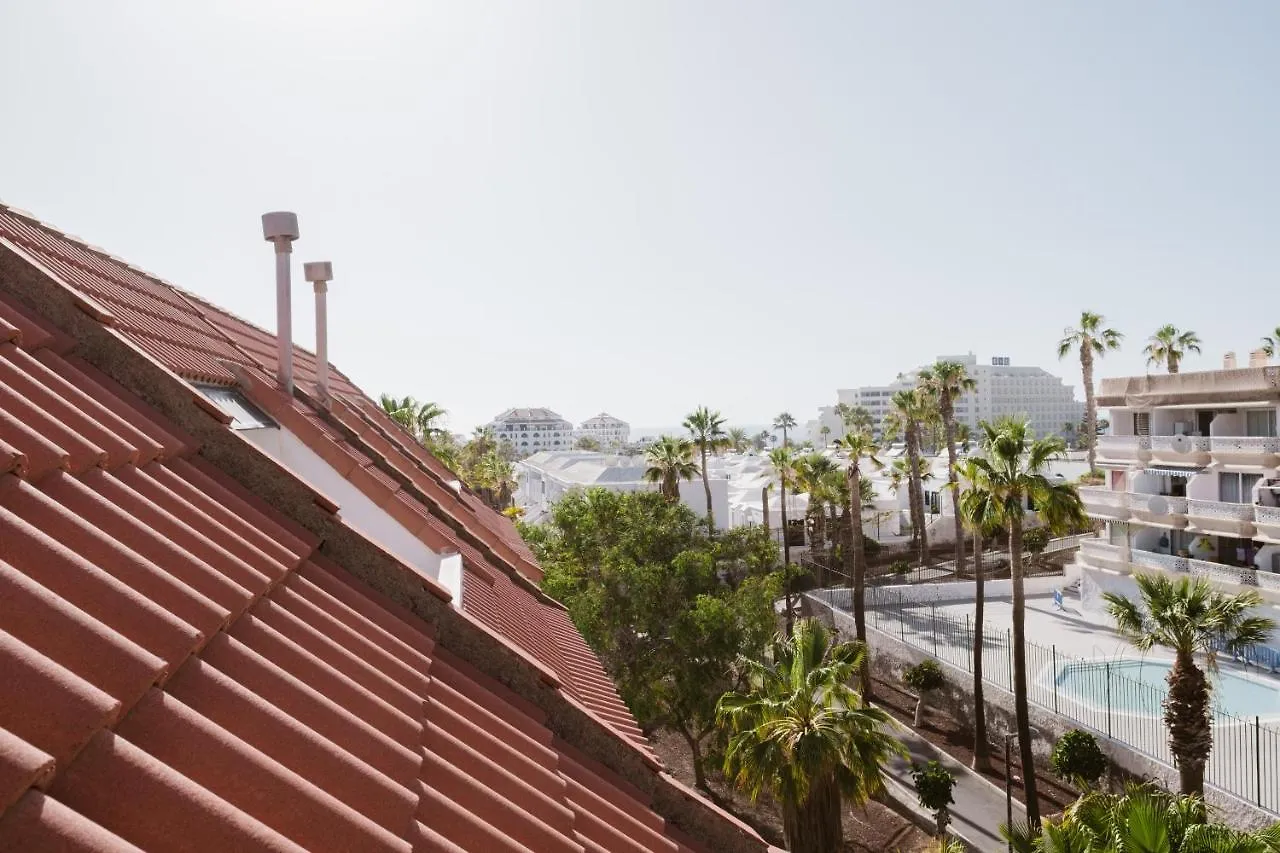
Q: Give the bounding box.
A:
[1054,659,1280,718]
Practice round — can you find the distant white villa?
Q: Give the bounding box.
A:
[488,407,575,455]
[575,413,630,449]
[808,353,1083,445]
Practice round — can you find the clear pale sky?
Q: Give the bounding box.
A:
[2,2,1277,432]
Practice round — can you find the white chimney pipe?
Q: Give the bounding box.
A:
[304,261,333,402]
[261,212,300,391]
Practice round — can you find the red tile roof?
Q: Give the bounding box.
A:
[0,207,773,852]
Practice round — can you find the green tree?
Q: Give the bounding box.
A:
[1143,324,1202,374]
[531,490,783,789]
[1104,575,1275,797]
[952,458,1003,773]
[717,619,907,853]
[920,361,977,572]
[769,446,797,633]
[793,452,840,553]
[575,435,602,451]
[774,412,798,448]
[819,424,831,446]
[1049,729,1108,790]
[1057,312,1123,473]
[903,659,946,727]
[726,426,750,453]
[833,431,883,700]
[967,417,1088,828]
[643,436,699,502]
[886,388,935,566]
[684,406,728,531]
[377,393,448,441]
[1005,783,1280,852]
[911,760,956,840]
[1263,326,1280,358]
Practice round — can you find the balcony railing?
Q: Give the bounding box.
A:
[1186,499,1256,522]
[1080,486,1126,507]
[1210,436,1280,454]
[1096,435,1151,454]
[1131,550,1187,573]
[1125,492,1189,515]
[1080,539,1129,565]
[1187,557,1257,587]
[1255,505,1280,526]
[1150,435,1211,453]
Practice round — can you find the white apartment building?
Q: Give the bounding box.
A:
[575,413,630,449]
[488,407,575,455]
[1075,355,1280,618]
[816,353,1083,442]
[517,451,728,529]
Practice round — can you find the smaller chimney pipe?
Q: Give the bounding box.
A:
[261,212,300,392]
[304,261,334,402]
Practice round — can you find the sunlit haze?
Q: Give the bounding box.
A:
[2,2,1277,432]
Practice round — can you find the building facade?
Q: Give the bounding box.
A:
[1075,360,1280,618]
[575,412,630,448]
[488,407,575,455]
[823,353,1083,441]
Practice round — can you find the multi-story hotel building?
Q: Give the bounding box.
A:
[487,407,575,455]
[1076,353,1280,608]
[575,413,630,448]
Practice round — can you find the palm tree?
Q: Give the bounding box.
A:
[475,450,516,509]
[769,447,797,632]
[1263,326,1280,359]
[377,394,447,441]
[1143,324,1202,374]
[726,426,750,453]
[1103,575,1275,797]
[753,429,773,452]
[1057,312,1123,473]
[717,620,907,853]
[967,417,1088,829]
[951,458,1002,773]
[774,412,798,448]
[819,424,831,446]
[684,406,728,531]
[793,453,839,553]
[920,361,976,573]
[887,388,935,566]
[834,431,883,701]
[1005,783,1280,852]
[643,436,699,502]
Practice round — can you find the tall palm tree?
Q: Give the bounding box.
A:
[769,447,796,633]
[726,426,750,453]
[1005,783,1280,852]
[377,394,447,441]
[887,388,935,566]
[475,450,516,509]
[1057,311,1123,473]
[717,620,906,853]
[1104,575,1275,797]
[819,424,831,446]
[774,412,798,448]
[793,453,840,553]
[968,418,1088,829]
[1143,324,1202,374]
[1262,326,1280,359]
[920,361,977,573]
[643,436,699,502]
[952,458,1002,773]
[833,431,883,701]
[683,406,728,531]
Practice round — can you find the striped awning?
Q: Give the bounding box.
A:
[1144,466,1205,478]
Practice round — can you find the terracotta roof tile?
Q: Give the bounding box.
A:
[0,213,757,852]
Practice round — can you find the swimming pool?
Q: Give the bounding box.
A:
[1051,659,1280,719]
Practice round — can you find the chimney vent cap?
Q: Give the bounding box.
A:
[303,261,333,282]
[261,211,300,242]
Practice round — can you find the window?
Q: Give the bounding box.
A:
[1221,472,1262,504]
[1246,410,1277,437]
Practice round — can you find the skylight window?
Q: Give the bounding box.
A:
[194,384,276,430]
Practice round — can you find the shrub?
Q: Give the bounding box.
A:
[891,559,910,576]
[903,659,946,726]
[910,760,955,838]
[1023,526,1050,558]
[863,537,882,558]
[1050,729,1108,789]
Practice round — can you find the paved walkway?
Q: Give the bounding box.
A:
[881,712,1022,852]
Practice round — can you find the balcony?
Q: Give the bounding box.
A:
[1079,486,1129,520]
[1185,499,1256,537]
[1126,492,1188,528]
[1149,435,1211,466]
[1256,505,1280,542]
[1209,435,1280,468]
[1095,435,1150,464]
[1130,549,1187,574]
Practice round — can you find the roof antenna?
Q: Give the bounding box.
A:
[261,212,300,392]
[304,261,333,404]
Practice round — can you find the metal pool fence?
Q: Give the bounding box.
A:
[833,588,1280,815]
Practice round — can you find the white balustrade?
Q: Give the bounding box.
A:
[1186,499,1256,521]
[1210,436,1280,453]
